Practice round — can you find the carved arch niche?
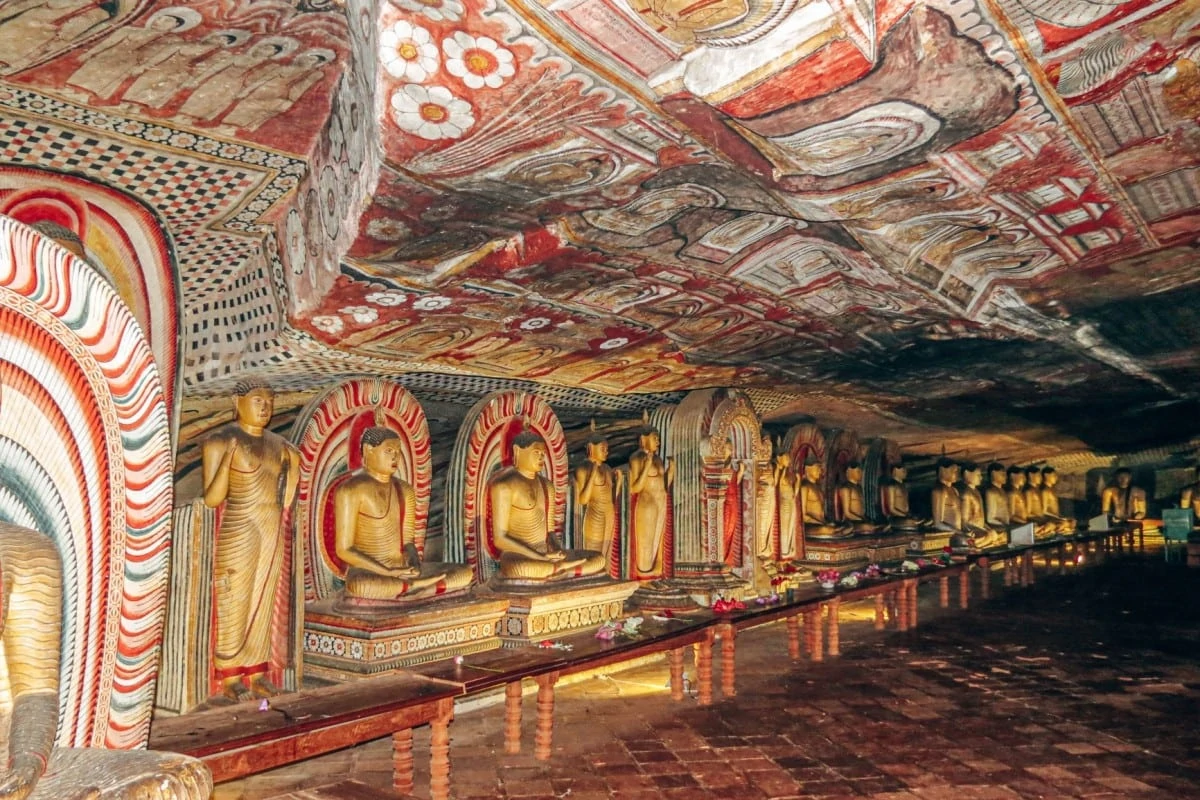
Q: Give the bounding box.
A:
[445,391,569,582]
[667,388,768,582]
[861,438,902,523]
[0,216,174,748]
[0,166,181,441]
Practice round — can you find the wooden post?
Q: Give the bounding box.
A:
[786,614,801,660]
[1004,558,1014,587]
[803,609,817,657]
[959,570,969,609]
[826,598,841,657]
[873,594,886,631]
[503,681,522,755]
[939,575,950,609]
[907,580,919,629]
[533,672,558,761]
[978,556,990,600]
[720,624,737,698]
[1058,542,1066,576]
[669,647,685,701]
[698,629,714,706]
[1024,551,1034,586]
[429,699,453,800]
[896,586,909,632]
[392,728,414,796]
[811,608,824,661]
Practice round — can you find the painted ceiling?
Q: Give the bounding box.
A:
[2,0,1200,461]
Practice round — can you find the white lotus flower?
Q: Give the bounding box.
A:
[340,305,379,324]
[599,337,628,350]
[392,0,464,22]
[390,84,475,140]
[366,289,409,307]
[520,317,551,330]
[380,20,438,83]
[312,315,344,334]
[412,295,452,310]
[443,32,515,90]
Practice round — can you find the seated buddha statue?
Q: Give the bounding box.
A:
[983,462,1011,531]
[334,427,474,605]
[1022,467,1058,540]
[1100,468,1146,524]
[1005,466,1030,526]
[834,461,881,534]
[0,521,211,800]
[1037,467,1075,535]
[1180,467,1200,526]
[930,458,963,532]
[489,430,607,583]
[879,463,925,531]
[959,462,1006,550]
[800,458,852,539]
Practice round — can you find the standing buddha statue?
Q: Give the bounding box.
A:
[775,451,800,560]
[627,418,674,580]
[753,436,778,559]
[573,422,622,573]
[201,379,300,702]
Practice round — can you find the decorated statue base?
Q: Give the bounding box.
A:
[625,579,703,614]
[663,563,755,607]
[303,592,510,681]
[866,531,912,564]
[800,537,870,571]
[905,530,954,557]
[481,577,638,644]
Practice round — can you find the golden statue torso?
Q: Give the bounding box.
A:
[836,482,867,522]
[984,484,1010,527]
[880,478,910,518]
[754,466,777,558]
[960,486,985,529]
[575,461,618,557]
[1023,487,1044,518]
[776,471,798,559]
[1007,488,1028,523]
[931,483,962,530]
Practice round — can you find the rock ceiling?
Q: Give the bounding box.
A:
[2,0,1200,461]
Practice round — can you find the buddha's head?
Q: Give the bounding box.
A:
[1114,468,1132,489]
[1007,466,1026,490]
[844,461,863,484]
[890,463,907,483]
[776,452,791,470]
[937,458,958,486]
[513,431,548,476]
[1042,466,1058,489]
[988,462,1006,486]
[1025,467,1043,488]
[233,379,274,430]
[962,462,981,488]
[361,427,402,477]
[803,458,823,483]
[585,432,609,464]
[638,427,660,454]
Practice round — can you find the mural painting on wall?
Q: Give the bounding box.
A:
[0,217,175,749]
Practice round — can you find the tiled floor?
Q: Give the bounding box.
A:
[215,555,1200,799]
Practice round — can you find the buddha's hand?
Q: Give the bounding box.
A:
[386,565,421,579]
[0,753,46,800]
[544,550,567,562]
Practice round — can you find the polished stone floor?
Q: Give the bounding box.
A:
[215,553,1200,799]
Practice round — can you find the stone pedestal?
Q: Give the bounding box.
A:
[905,530,953,557]
[303,593,510,681]
[866,532,911,564]
[662,564,754,607]
[800,537,870,571]
[482,578,638,644]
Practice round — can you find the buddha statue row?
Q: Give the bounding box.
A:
[930,460,1075,548]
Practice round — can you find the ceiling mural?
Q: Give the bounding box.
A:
[1,0,1199,461]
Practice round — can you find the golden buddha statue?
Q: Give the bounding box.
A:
[835,461,880,534]
[573,423,623,571]
[488,431,607,583]
[1005,466,1030,525]
[201,379,300,702]
[335,427,473,604]
[0,522,212,800]
[930,458,963,531]
[1100,468,1146,523]
[879,463,923,531]
[775,451,800,560]
[959,462,1005,550]
[1037,467,1075,535]
[753,442,777,559]
[627,421,674,580]
[800,458,851,538]
[983,462,1011,530]
[1179,467,1200,522]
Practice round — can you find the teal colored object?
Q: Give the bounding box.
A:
[1162,508,1193,563]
